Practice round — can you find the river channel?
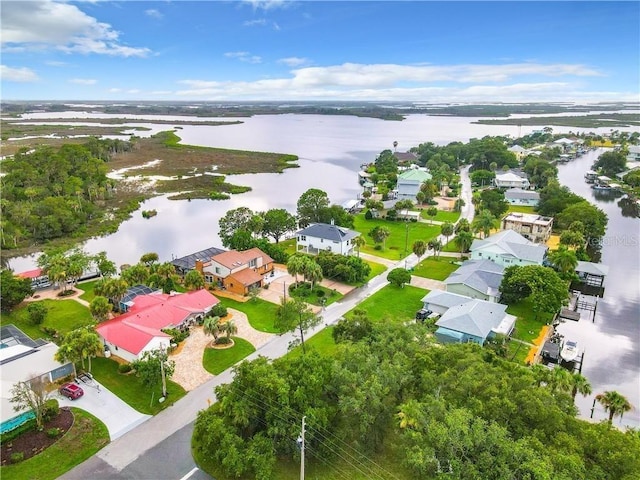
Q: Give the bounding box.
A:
[555,150,639,428]
[6,113,639,426]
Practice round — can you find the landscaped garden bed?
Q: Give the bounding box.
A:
[288,282,342,306]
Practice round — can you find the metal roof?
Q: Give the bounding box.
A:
[171,247,226,271]
[296,223,360,242]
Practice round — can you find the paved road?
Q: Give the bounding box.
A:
[61,167,474,480]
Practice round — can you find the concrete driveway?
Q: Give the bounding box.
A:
[55,378,150,441]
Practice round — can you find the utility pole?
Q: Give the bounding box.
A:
[300,415,306,480]
[160,345,167,399]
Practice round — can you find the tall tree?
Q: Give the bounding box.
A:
[261,208,297,243]
[570,373,592,400]
[387,268,412,288]
[94,251,117,278]
[132,348,175,399]
[368,226,391,250]
[203,315,221,344]
[218,207,255,248]
[0,269,33,312]
[296,188,330,227]
[222,319,238,340]
[412,240,427,261]
[286,254,307,284]
[440,222,454,247]
[548,246,579,281]
[302,260,323,291]
[454,231,474,254]
[499,265,568,318]
[275,297,321,354]
[353,235,366,258]
[596,391,633,424]
[425,206,438,224]
[139,252,159,267]
[472,210,498,239]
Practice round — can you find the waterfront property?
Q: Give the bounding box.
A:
[421,291,515,345]
[507,145,528,160]
[444,259,504,302]
[201,248,274,296]
[470,229,548,267]
[504,188,540,207]
[493,171,530,189]
[626,145,640,162]
[1,325,74,433]
[296,222,361,256]
[96,289,219,362]
[119,284,162,313]
[501,212,553,243]
[396,168,432,201]
[575,261,609,288]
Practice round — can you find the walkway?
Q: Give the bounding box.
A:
[170,310,275,391]
[27,285,91,308]
[409,276,445,291]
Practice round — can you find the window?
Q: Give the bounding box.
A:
[215,267,221,274]
[300,235,306,241]
[249,258,257,268]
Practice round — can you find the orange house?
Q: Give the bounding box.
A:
[201,247,274,296]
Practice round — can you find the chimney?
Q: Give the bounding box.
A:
[195,259,204,273]
[330,218,334,225]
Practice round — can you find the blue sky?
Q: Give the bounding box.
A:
[1,1,639,102]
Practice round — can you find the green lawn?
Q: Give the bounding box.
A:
[364,260,387,282]
[506,299,555,344]
[0,299,94,342]
[287,326,338,358]
[506,205,536,214]
[506,340,531,365]
[220,297,282,333]
[346,284,427,324]
[279,238,297,257]
[202,337,256,375]
[419,209,461,223]
[288,282,343,306]
[90,357,186,415]
[412,256,460,281]
[0,408,109,480]
[353,214,440,260]
[77,279,101,302]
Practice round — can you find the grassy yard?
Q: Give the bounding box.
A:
[346,284,427,325]
[77,279,100,302]
[506,299,555,344]
[287,326,338,358]
[0,408,109,480]
[364,260,387,282]
[506,205,536,214]
[412,256,460,281]
[278,238,297,257]
[353,215,440,260]
[419,209,461,223]
[202,337,256,375]
[288,282,343,306]
[0,299,94,342]
[506,340,531,365]
[90,357,186,415]
[220,297,282,333]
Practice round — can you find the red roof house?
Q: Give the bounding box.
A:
[96,289,219,362]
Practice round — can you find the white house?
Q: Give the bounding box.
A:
[470,229,548,267]
[504,188,540,206]
[396,169,432,201]
[295,222,361,256]
[1,326,74,434]
[626,145,640,163]
[494,171,530,189]
[501,213,553,243]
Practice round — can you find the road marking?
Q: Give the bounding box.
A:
[178,467,199,480]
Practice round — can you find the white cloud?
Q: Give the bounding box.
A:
[150,90,172,95]
[145,9,163,20]
[69,78,97,85]
[174,61,616,102]
[243,0,291,11]
[224,51,262,64]
[1,65,39,82]
[45,60,67,67]
[272,22,281,31]
[243,19,267,27]
[108,88,122,93]
[1,0,151,57]
[278,56,310,67]
[127,89,140,94]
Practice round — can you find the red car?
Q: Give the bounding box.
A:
[59,382,84,400]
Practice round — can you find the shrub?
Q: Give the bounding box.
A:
[47,427,61,438]
[118,363,133,374]
[161,327,189,344]
[374,245,382,250]
[215,336,232,345]
[316,290,325,298]
[11,452,24,464]
[1,419,37,444]
[211,304,228,318]
[365,210,373,220]
[42,399,59,422]
[41,326,58,338]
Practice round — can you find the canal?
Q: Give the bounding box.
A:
[555,149,640,428]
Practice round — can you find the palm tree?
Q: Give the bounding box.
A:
[454,231,474,254]
[286,254,306,284]
[472,210,497,239]
[428,239,443,259]
[353,235,366,257]
[548,366,573,395]
[303,261,323,291]
[570,373,592,400]
[549,246,578,280]
[596,391,633,424]
[203,315,221,344]
[455,218,471,233]
[440,222,454,247]
[412,240,427,261]
[222,319,238,340]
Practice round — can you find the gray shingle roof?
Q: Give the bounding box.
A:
[435,300,507,338]
[445,260,504,295]
[421,290,473,309]
[296,223,360,242]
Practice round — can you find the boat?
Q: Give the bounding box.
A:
[560,340,579,362]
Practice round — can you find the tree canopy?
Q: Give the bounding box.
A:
[499,265,569,316]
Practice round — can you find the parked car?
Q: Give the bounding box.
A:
[59,382,84,400]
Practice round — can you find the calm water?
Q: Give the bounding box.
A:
[7,113,639,425]
[555,149,640,428]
